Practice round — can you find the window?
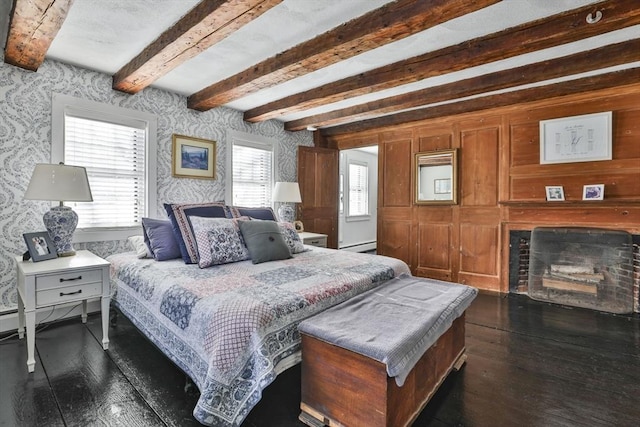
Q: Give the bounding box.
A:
[226,130,277,208]
[348,162,368,217]
[52,93,157,242]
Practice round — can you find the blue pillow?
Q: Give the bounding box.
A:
[229,206,277,221]
[164,202,230,264]
[141,218,181,261]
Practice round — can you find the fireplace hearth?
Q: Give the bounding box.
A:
[526,227,635,314]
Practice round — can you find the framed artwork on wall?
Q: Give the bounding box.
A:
[539,111,612,164]
[545,186,565,201]
[583,184,604,201]
[172,134,216,179]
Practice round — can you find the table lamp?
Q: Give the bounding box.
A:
[273,181,301,223]
[24,163,93,256]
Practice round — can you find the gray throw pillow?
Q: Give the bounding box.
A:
[238,220,292,264]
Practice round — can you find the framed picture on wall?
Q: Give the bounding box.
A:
[583,184,604,201]
[539,111,612,164]
[172,134,216,179]
[545,186,565,201]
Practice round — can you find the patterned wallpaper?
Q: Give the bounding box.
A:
[0,56,313,313]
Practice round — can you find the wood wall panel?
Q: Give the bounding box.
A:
[509,122,539,167]
[614,109,640,159]
[378,218,413,270]
[511,170,639,201]
[417,222,451,270]
[324,83,640,293]
[381,139,412,207]
[459,223,498,276]
[417,133,452,152]
[460,127,499,206]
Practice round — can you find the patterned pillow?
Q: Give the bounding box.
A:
[164,202,231,264]
[190,216,250,268]
[278,221,306,254]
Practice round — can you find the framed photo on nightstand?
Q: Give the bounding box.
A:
[23,231,57,262]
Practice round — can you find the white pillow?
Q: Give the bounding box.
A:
[128,235,152,258]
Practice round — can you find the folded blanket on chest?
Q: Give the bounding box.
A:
[298,273,478,386]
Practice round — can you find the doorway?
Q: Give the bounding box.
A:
[338,146,378,252]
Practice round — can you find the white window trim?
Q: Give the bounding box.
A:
[51,93,157,243]
[225,129,279,207]
[346,160,371,221]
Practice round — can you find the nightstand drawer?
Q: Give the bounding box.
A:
[37,282,102,306]
[303,236,327,248]
[35,268,102,290]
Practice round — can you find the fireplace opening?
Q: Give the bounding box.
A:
[526,227,635,314]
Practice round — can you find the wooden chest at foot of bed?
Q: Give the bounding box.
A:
[299,314,467,427]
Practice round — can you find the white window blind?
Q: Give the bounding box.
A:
[348,163,368,216]
[64,114,147,229]
[232,143,273,207]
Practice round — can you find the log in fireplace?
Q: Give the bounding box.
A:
[510,227,639,314]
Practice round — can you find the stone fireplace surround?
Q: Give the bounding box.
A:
[509,229,640,314]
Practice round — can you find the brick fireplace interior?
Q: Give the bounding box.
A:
[509,228,640,314]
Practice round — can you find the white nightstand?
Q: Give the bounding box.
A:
[298,232,328,248]
[15,250,111,372]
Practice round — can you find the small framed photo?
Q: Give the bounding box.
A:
[294,220,304,232]
[545,186,565,201]
[583,184,604,201]
[23,231,57,262]
[172,134,216,179]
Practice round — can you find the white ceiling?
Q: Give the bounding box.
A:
[3,0,638,129]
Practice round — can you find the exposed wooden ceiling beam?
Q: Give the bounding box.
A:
[4,0,74,71]
[246,0,640,123]
[187,0,500,111]
[320,67,640,137]
[285,38,640,131]
[112,0,282,94]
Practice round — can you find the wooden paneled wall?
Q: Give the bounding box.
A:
[324,83,640,292]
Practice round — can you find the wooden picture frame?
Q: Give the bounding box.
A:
[583,184,604,201]
[23,231,57,262]
[172,134,216,179]
[545,186,565,201]
[539,111,612,164]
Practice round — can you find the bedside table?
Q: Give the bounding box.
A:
[15,250,111,372]
[298,232,328,248]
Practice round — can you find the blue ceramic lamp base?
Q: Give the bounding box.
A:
[277,204,295,223]
[43,205,78,257]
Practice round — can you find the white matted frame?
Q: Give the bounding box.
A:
[545,186,565,201]
[539,111,612,164]
[583,184,605,201]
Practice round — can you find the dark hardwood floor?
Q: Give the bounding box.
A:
[1,293,638,427]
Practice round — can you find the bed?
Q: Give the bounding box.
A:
[108,246,410,426]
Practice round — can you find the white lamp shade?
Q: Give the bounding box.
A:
[272,182,301,203]
[24,163,93,203]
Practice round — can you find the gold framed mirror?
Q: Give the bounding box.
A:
[415,149,458,205]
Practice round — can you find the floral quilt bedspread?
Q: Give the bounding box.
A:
[108,247,410,426]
